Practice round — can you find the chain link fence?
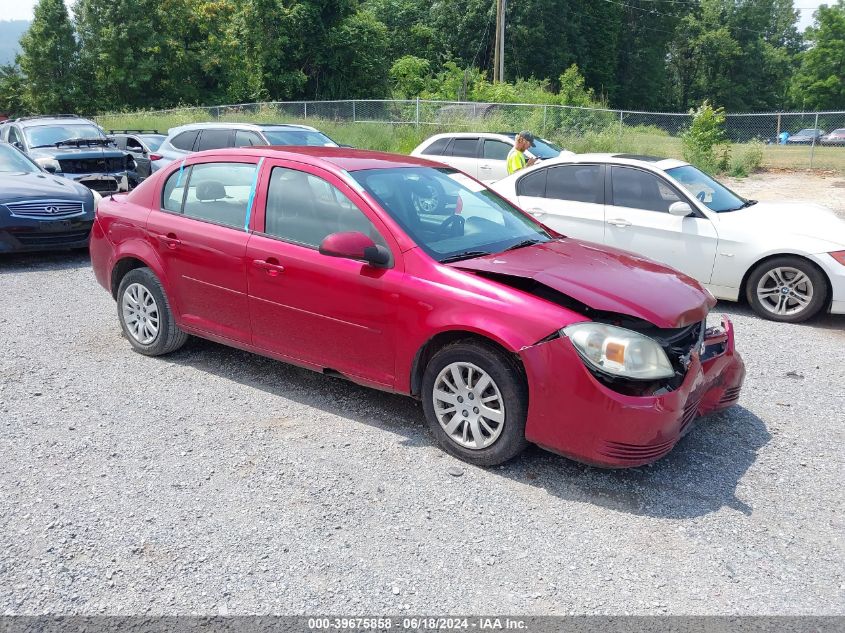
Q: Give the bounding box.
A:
[95,100,845,172]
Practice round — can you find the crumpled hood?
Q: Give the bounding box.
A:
[450,239,715,328]
[718,202,845,248]
[0,171,91,201]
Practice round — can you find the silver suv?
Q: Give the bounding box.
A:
[152,122,342,172]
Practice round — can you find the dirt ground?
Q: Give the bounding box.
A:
[723,170,845,219]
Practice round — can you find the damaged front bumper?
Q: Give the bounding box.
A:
[519,316,745,468]
[59,171,140,194]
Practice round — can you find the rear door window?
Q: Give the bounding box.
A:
[451,138,480,158]
[196,129,234,151]
[171,130,199,151]
[421,137,451,156]
[234,130,265,147]
[546,165,604,204]
[516,169,547,197]
[161,162,258,229]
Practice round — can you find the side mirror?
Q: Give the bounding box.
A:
[12,141,23,151]
[669,201,693,217]
[319,231,390,267]
[43,163,58,174]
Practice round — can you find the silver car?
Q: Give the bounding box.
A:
[151,122,342,172]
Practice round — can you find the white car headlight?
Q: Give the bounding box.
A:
[562,322,674,380]
[35,157,61,173]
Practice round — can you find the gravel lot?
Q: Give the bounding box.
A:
[724,170,845,219]
[1,250,843,616]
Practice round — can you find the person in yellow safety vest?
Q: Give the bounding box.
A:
[506,131,539,175]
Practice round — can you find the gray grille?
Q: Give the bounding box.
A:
[4,200,85,219]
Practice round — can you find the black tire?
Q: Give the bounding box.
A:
[745,256,828,323]
[421,341,529,466]
[116,267,188,355]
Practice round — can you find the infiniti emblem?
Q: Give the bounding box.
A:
[44,206,60,214]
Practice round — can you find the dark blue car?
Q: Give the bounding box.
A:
[0,141,97,253]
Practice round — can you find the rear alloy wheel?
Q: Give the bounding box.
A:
[117,267,188,355]
[421,342,528,466]
[746,256,827,323]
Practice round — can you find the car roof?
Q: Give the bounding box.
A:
[166,121,319,135]
[181,146,446,171]
[16,116,97,127]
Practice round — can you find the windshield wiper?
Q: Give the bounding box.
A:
[439,251,491,264]
[504,238,543,252]
[724,199,758,212]
[52,138,112,147]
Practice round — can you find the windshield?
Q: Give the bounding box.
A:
[0,143,40,173]
[530,138,562,159]
[262,129,339,147]
[24,123,108,147]
[139,134,165,151]
[666,165,748,213]
[795,128,819,136]
[351,167,551,262]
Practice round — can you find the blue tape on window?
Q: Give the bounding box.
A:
[244,158,264,231]
[175,160,185,186]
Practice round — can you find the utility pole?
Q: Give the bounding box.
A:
[493,0,506,82]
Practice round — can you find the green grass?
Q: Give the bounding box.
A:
[95,107,845,174]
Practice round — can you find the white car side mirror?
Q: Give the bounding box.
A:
[669,201,693,217]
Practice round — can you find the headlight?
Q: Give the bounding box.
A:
[562,322,674,380]
[91,189,102,211]
[35,157,61,173]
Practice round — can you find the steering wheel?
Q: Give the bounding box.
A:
[696,191,706,202]
[437,214,465,238]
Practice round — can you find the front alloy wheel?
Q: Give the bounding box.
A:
[421,342,528,466]
[433,362,505,450]
[746,256,827,323]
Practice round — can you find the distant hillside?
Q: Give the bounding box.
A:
[0,20,30,66]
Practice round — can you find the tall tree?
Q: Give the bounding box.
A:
[0,64,28,117]
[790,0,845,110]
[74,0,166,110]
[18,0,81,113]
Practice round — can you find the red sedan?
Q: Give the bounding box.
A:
[90,147,745,467]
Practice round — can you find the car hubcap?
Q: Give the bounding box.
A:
[122,283,160,344]
[756,266,813,316]
[432,362,505,450]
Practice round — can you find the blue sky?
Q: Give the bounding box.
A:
[0,0,831,29]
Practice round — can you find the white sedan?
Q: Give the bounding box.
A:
[492,153,845,323]
[411,132,574,183]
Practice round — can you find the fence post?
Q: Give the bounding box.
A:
[543,105,547,136]
[352,100,356,123]
[618,111,624,150]
[415,98,420,130]
[303,102,307,120]
[215,106,221,120]
[809,112,819,170]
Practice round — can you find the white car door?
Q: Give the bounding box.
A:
[515,164,607,245]
[478,138,513,183]
[440,137,480,179]
[603,165,719,283]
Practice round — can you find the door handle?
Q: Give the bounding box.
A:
[528,208,546,217]
[159,232,181,248]
[606,218,632,228]
[480,164,492,170]
[253,259,285,277]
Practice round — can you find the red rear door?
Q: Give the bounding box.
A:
[147,158,260,344]
[245,160,403,389]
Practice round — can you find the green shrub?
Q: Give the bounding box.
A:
[682,101,730,173]
[729,141,764,177]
